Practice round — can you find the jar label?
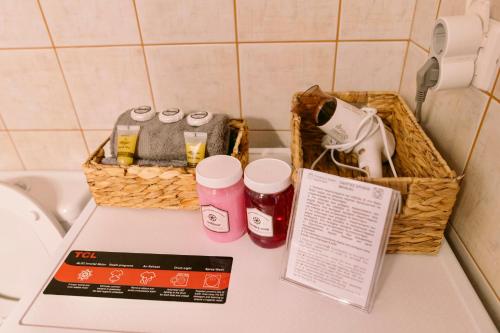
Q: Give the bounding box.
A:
[247,208,273,237]
[201,205,230,233]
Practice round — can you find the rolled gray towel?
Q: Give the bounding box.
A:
[110,110,230,162]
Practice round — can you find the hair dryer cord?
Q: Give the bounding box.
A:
[311,108,398,178]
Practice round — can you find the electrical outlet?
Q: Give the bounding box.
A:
[472,19,500,91]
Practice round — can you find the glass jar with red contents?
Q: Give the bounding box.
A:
[244,158,294,248]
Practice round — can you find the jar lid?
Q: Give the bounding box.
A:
[187,111,213,127]
[130,106,155,121]
[244,158,292,194]
[196,155,242,189]
[159,108,184,123]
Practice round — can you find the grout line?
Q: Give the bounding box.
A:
[8,129,87,132]
[398,41,410,94]
[145,41,235,46]
[410,39,430,53]
[478,88,494,99]
[436,0,443,18]
[331,0,342,91]
[58,41,236,48]
[409,0,419,39]
[0,39,412,51]
[239,39,335,44]
[398,0,419,94]
[479,88,491,95]
[81,129,113,132]
[132,0,157,113]
[233,0,243,118]
[0,46,52,51]
[0,114,26,170]
[240,39,407,43]
[36,0,90,156]
[448,225,499,299]
[55,43,142,49]
[462,69,500,172]
[336,38,408,43]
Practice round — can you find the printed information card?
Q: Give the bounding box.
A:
[44,251,233,304]
[283,169,400,312]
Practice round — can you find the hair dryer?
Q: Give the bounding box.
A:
[315,97,396,178]
[295,85,397,178]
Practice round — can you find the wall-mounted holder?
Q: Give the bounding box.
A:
[430,15,483,90]
[415,1,500,122]
[429,0,500,92]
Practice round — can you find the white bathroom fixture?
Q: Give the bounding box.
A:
[0,171,91,230]
[0,171,91,324]
[0,182,64,323]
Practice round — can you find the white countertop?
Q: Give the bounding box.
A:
[1,149,496,333]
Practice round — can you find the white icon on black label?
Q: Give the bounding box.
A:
[77,269,93,281]
[139,271,156,285]
[170,273,189,287]
[203,274,221,288]
[109,269,124,283]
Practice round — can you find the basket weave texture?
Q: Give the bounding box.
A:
[291,91,460,254]
[83,119,249,210]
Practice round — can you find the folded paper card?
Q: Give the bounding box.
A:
[282,169,400,312]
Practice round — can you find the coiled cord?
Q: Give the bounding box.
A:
[311,107,398,178]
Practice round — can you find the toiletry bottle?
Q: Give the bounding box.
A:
[244,158,294,248]
[195,155,247,242]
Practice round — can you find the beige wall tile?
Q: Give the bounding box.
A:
[451,99,500,296]
[249,131,291,148]
[335,41,406,91]
[40,0,140,46]
[340,0,415,39]
[0,132,24,170]
[58,47,153,129]
[146,44,240,118]
[136,0,234,43]
[437,0,466,16]
[84,130,111,153]
[421,88,488,174]
[237,0,338,41]
[400,42,429,110]
[411,0,439,50]
[491,0,500,20]
[11,131,87,170]
[239,43,335,130]
[0,49,78,129]
[0,0,50,48]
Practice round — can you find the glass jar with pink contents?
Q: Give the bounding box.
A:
[195,155,247,242]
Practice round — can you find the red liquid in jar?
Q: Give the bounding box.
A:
[245,185,294,248]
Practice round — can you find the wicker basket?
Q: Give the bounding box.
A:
[83,119,249,210]
[291,91,460,254]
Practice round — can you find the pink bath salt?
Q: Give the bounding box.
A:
[195,155,247,242]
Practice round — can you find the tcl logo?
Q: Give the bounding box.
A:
[74,251,97,259]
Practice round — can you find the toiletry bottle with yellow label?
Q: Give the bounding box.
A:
[116,125,140,166]
[184,132,207,167]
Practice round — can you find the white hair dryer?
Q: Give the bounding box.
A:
[314,97,397,178]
